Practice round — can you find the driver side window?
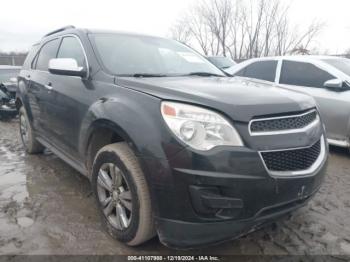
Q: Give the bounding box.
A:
[280,61,335,88]
[57,36,87,69]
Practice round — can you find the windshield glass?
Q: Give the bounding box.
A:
[89,33,225,77]
[208,57,236,69]
[322,58,350,76]
[0,69,19,83]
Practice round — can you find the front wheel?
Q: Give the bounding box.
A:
[92,142,155,246]
[19,106,44,154]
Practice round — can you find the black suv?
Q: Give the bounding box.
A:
[17,26,328,248]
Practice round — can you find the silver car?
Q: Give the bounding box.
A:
[228,56,350,149]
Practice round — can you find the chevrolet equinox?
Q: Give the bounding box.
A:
[17,26,328,248]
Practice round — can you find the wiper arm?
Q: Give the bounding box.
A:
[132,73,168,78]
[185,72,224,77]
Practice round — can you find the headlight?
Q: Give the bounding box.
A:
[161,101,243,151]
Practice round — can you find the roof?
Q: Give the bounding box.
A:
[245,55,347,63]
[41,26,163,40]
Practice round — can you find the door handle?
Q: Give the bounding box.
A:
[45,82,53,91]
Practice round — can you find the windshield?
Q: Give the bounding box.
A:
[0,69,19,83]
[89,33,225,77]
[322,58,350,76]
[208,57,236,69]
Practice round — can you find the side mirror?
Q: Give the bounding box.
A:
[48,58,87,78]
[324,79,344,89]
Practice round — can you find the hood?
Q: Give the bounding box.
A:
[115,76,316,122]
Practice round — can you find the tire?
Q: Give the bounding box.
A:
[92,142,155,246]
[19,106,44,154]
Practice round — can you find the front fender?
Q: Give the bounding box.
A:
[79,89,185,160]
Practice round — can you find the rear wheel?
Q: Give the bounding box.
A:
[92,142,155,246]
[19,106,44,154]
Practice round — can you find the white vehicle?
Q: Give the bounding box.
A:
[228,56,350,149]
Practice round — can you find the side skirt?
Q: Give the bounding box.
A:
[36,137,88,176]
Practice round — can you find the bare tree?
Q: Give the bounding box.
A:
[170,18,192,45]
[187,7,216,55]
[169,0,325,59]
[199,0,234,56]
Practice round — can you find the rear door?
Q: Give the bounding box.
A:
[278,60,350,142]
[27,38,61,135]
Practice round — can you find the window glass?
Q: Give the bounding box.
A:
[234,61,277,82]
[31,53,39,69]
[57,36,86,68]
[280,61,335,88]
[36,39,60,71]
[89,33,224,76]
[22,44,39,70]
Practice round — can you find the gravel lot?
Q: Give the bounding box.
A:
[0,119,350,255]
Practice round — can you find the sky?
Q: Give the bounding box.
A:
[0,0,349,54]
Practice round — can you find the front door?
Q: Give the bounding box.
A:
[42,36,91,160]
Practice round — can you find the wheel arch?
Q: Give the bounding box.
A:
[83,118,143,178]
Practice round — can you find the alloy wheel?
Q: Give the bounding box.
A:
[97,163,133,230]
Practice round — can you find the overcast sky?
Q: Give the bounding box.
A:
[0,0,349,54]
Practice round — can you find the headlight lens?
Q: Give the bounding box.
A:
[161,101,243,151]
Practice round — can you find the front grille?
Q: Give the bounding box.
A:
[261,140,321,172]
[250,110,317,134]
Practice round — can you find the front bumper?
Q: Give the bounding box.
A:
[140,135,328,248]
[156,193,314,248]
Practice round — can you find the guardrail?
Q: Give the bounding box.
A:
[0,55,27,66]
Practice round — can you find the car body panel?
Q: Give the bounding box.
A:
[116,76,316,122]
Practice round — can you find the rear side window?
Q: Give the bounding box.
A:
[57,36,87,69]
[280,61,335,88]
[35,39,60,71]
[22,44,39,70]
[235,61,277,82]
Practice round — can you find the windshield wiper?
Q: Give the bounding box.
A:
[184,72,224,77]
[132,73,168,78]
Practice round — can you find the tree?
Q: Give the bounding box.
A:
[169,0,325,59]
[170,18,192,45]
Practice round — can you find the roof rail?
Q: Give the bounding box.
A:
[43,25,75,38]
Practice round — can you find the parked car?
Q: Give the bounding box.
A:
[207,56,236,74]
[0,66,20,120]
[17,26,328,248]
[228,56,350,149]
